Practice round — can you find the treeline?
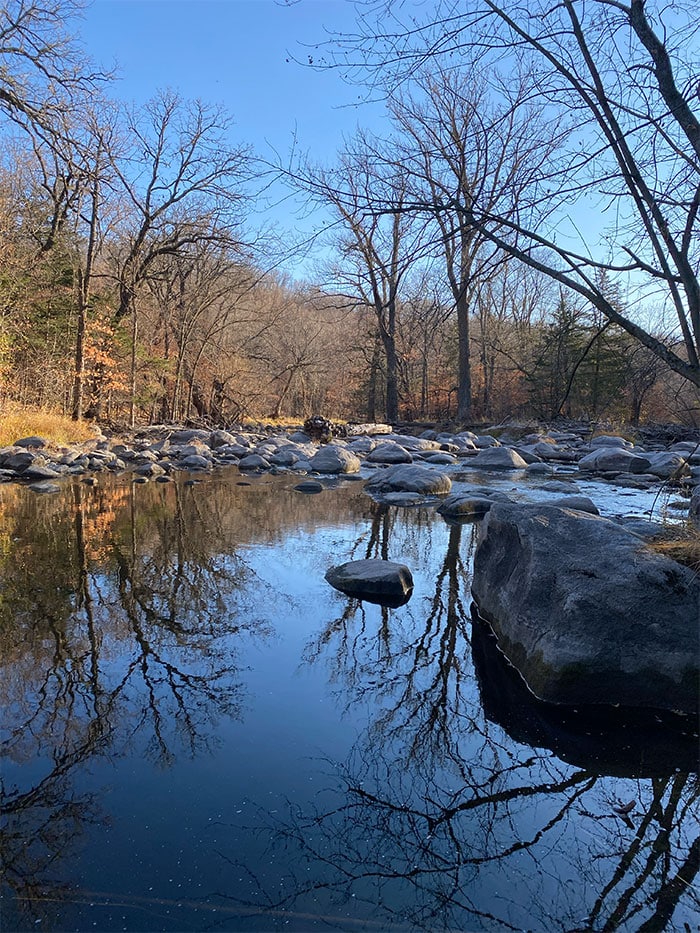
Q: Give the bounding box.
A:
[0,1,697,428]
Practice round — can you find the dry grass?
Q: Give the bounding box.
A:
[650,529,700,573]
[240,416,303,429]
[0,402,99,448]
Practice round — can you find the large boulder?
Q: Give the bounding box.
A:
[643,451,689,479]
[470,447,529,470]
[471,503,699,713]
[0,448,38,472]
[308,445,361,474]
[367,441,413,464]
[364,463,452,496]
[325,558,413,606]
[578,448,651,474]
[13,436,49,448]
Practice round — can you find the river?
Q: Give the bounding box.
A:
[0,471,697,931]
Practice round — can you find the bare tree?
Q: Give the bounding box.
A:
[293,134,429,422]
[109,90,251,426]
[145,244,260,422]
[0,1,109,148]
[323,0,700,389]
[389,64,560,420]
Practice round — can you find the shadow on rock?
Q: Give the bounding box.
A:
[470,608,699,778]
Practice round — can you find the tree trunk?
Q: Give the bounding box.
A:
[72,159,101,421]
[129,303,138,429]
[366,338,381,423]
[456,290,472,422]
[72,296,87,421]
[383,333,399,422]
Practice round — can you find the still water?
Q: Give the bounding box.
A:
[0,472,698,932]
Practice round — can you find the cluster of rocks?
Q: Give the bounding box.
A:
[1,422,698,518]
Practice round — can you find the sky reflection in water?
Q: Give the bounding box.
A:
[0,473,697,932]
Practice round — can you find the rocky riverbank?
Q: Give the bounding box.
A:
[2,419,698,523]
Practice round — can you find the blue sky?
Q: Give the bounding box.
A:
[79,0,381,273]
[80,1,375,166]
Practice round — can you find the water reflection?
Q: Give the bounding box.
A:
[230,507,698,930]
[0,477,281,923]
[0,474,697,931]
[235,751,697,931]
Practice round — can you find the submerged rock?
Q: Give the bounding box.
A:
[325,558,414,607]
[294,480,324,494]
[471,503,699,713]
[437,493,503,521]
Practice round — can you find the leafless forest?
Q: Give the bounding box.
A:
[1,0,698,428]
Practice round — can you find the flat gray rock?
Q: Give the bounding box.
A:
[325,558,414,606]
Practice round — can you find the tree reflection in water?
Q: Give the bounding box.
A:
[0,476,697,931]
[0,478,269,922]
[223,505,699,931]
